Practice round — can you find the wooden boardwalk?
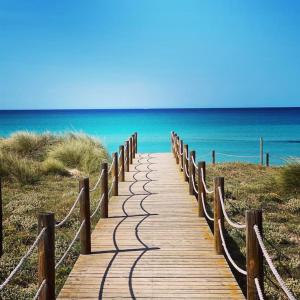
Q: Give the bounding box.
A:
[58,153,244,299]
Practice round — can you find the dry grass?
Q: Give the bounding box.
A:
[205,162,300,299]
[0,132,111,299]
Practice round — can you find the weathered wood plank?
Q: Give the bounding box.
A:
[58,153,244,299]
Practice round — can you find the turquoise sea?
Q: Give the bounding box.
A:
[0,108,299,165]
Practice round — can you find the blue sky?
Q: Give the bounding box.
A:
[0,0,299,109]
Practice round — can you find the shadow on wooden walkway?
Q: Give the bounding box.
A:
[58,153,244,299]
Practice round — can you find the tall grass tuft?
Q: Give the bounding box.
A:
[47,134,110,174]
[277,158,300,193]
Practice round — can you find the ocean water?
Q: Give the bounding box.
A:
[0,108,299,165]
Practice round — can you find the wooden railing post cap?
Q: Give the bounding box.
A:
[199,161,206,167]
[214,176,224,185]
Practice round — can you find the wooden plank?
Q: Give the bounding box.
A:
[58,153,245,299]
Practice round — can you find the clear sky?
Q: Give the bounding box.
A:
[0,0,299,109]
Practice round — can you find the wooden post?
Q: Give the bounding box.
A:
[189,151,196,195]
[0,177,2,257]
[113,152,118,196]
[246,210,263,300]
[212,150,216,165]
[214,177,224,254]
[197,161,206,217]
[38,212,55,300]
[175,136,180,164]
[125,141,130,172]
[171,131,175,154]
[134,132,138,154]
[131,134,136,159]
[266,153,269,167]
[129,137,133,164]
[183,144,189,182]
[260,137,264,166]
[179,140,184,172]
[119,145,125,182]
[79,177,91,255]
[100,163,108,218]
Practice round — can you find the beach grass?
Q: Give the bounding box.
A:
[205,162,300,299]
[0,132,110,299]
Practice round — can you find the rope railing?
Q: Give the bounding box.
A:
[90,169,104,192]
[253,225,297,300]
[55,188,84,228]
[55,220,85,270]
[200,193,214,221]
[191,174,198,195]
[200,168,214,194]
[218,220,247,275]
[191,155,198,169]
[91,194,105,219]
[0,227,46,291]
[33,279,46,300]
[255,278,264,300]
[0,132,138,298]
[218,187,246,229]
[216,152,259,158]
[171,131,297,300]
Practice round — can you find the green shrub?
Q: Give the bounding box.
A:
[41,158,69,176]
[48,134,109,174]
[277,158,300,193]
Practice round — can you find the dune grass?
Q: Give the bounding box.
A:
[205,162,300,299]
[0,132,110,299]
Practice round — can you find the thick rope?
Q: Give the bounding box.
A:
[216,152,259,158]
[91,194,105,219]
[33,279,46,300]
[218,187,246,229]
[0,228,46,290]
[253,225,296,300]
[200,193,214,221]
[255,278,264,300]
[55,220,85,269]
[191,174,198,195]
[200,168,214,194]
[55,188,84,228]
[108,180,115,197]
[184,164,190,178]
[191,156,198,169]
[218,220,247,275]
[108,156,115,174]
[90,169,104,192]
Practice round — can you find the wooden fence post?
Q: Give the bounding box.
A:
[197,161,206,217]
[119,145,125,182]
[266,153,269,167]
[246,209,263,300]
[79,177,91,255]
[260,138,264,166]
[175,136,180,164]
[129,137,133,164]
[189,151,196,195]
[134,132,138,154]
[113,152,118,196]
[171,131,175,155]
[179,140,184,172]
[0,177,2,257]
[131,134,136,159]
[183,145,189,182]
[125,141,130,172]
[212,150,216,165]
[100,163,108,218]
[214,177,224,254]
[38,212,55,300]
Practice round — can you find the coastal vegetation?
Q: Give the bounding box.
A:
[205,161,300,299]
[0,132,299,299]
[0,132,110,299]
